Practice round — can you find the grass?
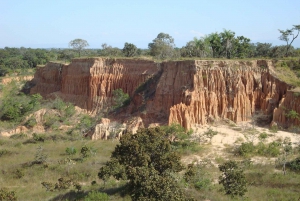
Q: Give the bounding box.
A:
[0,135,119,201]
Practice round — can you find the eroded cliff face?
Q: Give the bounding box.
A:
[30,58,296,130]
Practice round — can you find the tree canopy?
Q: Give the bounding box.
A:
[278,25,300,57]
[69,39,89,57]
[98,127,192,201]
[148,33,176,59]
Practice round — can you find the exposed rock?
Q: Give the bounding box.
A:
[0,126,28,137]
[29,58,296,131]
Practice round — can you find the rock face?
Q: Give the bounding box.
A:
[30,58,297,130]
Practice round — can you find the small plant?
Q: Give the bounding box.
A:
[203,127,218,143]
[24,116,37,128]
[13,169,25,179]
[184,163,211,190]
[32,133,45,142]
[285,110,299,119]
[269,125,278,133]
[34,146,48,164]
[219,160,247,198]
[259,132,268,142]
[0,188,17,201]
[80,145,96,158]
[65,147,77,155]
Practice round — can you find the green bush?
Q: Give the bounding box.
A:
[80,145,96,158]
[65,147,77,155]
[112,88,130,110]
[287,157,300,171]
[237,142,255,157]
[0,82,42,122]
[84,191,109,201]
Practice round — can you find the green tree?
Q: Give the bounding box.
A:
[148,32,176,59]
[98,127,191,201]
[69,39,89,57]
[219,160,247,198]
[112,88,130,110]
[278,25,300,57]
[122,42,137,57]
[207,32,222,58]
[220,29,235,59]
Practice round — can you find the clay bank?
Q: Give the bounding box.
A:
[29,58,300,130]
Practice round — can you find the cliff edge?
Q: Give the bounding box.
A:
[30,58,299,130]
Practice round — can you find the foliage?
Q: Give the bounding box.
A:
[69,38,89,57]
[184,163,211,190]
[0,188,17,201]
[98,43,123,57]
[236,141,281,157]
[41,177,81,192]
[218,160,247,198]
[34,146,48,164]
[0,82,42,122]
[148,32,176,59]
[112,88,130,110]
[278,25,300,56]
[98,127,191,201]
[83,191,109,201]
[122,42,137,57]
[80,145,96,158]
[287,157,300,171]
[285,109,299,119]
[65,147,77,155]
[203,127,218,142]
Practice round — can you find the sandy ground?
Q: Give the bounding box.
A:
[182,121,300,165]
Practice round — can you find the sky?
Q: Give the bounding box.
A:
[1,0,300,49]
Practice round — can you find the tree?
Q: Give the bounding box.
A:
[148,32,176,59]
[98,127,191,201]
[220,29,235,59]
[207,32,222,58]
[122,42,137,57]
[278,25,300,57]
[69,39,89,57]
[219,160,247,198]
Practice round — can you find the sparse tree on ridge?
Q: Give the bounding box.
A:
[69,38,89,57]
[278,25,300,57]
[122,42,137,57]
[148,32,175,59]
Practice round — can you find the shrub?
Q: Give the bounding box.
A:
[287,157,300,171]
[80,145,96,158]
[24,116,37,128]
[32,133,45,142]
[112,88,130,110]
[219,160,247,198]
[0,188,17,201]
[237,142,255,157]
[65,147,77,155]
[84,191,109,201]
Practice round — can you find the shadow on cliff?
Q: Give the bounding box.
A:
[21,80,36,94]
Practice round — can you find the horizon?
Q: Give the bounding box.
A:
[1,0,300,49]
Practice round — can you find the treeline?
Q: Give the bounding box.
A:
[1,28,300,76]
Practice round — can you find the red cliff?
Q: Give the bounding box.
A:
[30,58,297,130]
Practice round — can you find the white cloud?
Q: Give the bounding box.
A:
[190,30,204,37]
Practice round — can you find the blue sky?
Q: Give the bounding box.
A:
[1,0,300,49]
